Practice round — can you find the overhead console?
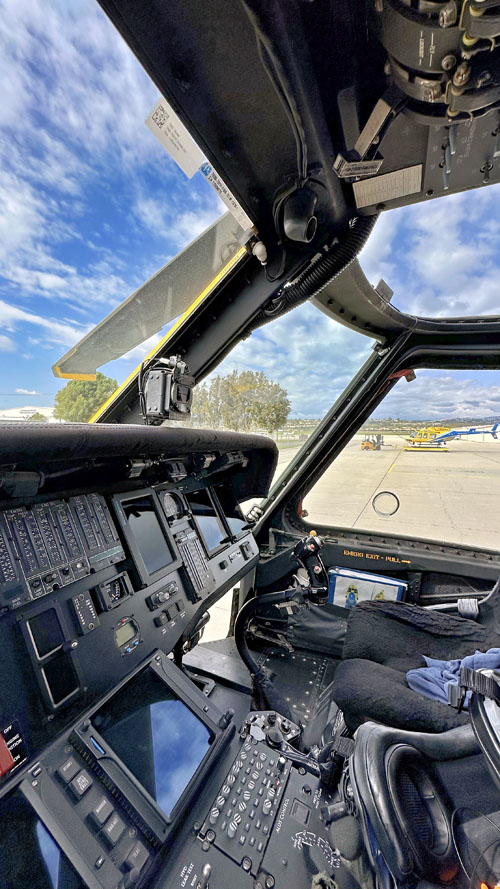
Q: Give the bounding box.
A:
[0,423,277,789]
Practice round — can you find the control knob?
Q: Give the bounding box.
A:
[209,807,220,825]
[266,728,284,749]
[156,590,169,604]
[262,799,272,815]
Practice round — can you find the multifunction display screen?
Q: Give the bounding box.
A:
[185,490,225,553]
[114,620,136,648]
[122,496,173,576]
[0,792,89,889]
[214,485,247,537]
[93,668,212,818]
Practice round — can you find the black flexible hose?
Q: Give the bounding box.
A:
[234,590,296,721]
[251,213,378,330]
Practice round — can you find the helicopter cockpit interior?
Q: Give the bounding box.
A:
[4,1,500,888]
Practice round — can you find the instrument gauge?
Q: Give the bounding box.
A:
[162,492,183,522]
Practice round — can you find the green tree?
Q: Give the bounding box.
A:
[53,372,118,423]
[190,370,290,434]
[27,411,48,422]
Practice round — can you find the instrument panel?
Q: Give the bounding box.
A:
[0,494,124,611]
[0,475,259,790]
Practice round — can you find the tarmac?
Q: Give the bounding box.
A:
[301,434,500,552]
[203,433,500,642]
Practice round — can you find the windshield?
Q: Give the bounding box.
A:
[304,368,500,551]
[358,186,500,318]
[0,1,232,422]
[184,302,373,478]
[4,2,500,434]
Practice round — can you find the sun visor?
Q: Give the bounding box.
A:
[52,212,245,380]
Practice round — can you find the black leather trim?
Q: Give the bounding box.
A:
[351,722,472,881]
[0,423,278,500]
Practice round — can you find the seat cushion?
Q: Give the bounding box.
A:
[334,658,469,733]
[343,600,498,670]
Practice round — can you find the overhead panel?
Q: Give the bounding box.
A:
[52,212,245,380]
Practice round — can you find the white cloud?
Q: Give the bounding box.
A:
[0,167,133,313]
[360,187,500,318]
[0,0,161,166]
[16,388,40,395]
[0,299,89,348]
[375,370,500,421]
[0,335,15,352]
[358,210,400,286]
[133,193,223,249]
[204,302,374,418]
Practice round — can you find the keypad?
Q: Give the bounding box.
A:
[200,738,290,874]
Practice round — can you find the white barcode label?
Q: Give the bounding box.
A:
[145,98,205,179]
[145,99,253,229]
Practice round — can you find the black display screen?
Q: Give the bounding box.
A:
[186,489,225,553]
[93,668,212,818]
[122,496,174,576]
[42,651,79,707]
[0,792,88,889]
[28,609,64,659]
[215,486,247,537]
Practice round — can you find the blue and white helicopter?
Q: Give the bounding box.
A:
[406,422,499,449]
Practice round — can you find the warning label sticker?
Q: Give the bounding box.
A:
[199,163,252,230]
[145,99,205,179]
[2,720,28,774]
[353,164,422,208]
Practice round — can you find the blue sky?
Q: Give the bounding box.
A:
[3,0,500,421]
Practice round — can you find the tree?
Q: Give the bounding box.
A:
[53,372,118,423]
[190,370,290,434]
[27,411,48,422]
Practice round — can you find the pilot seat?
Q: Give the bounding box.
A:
[331,594,500,733]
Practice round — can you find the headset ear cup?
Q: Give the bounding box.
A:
[386,745,457,882]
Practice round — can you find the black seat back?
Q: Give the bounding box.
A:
[350,722,479,883]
